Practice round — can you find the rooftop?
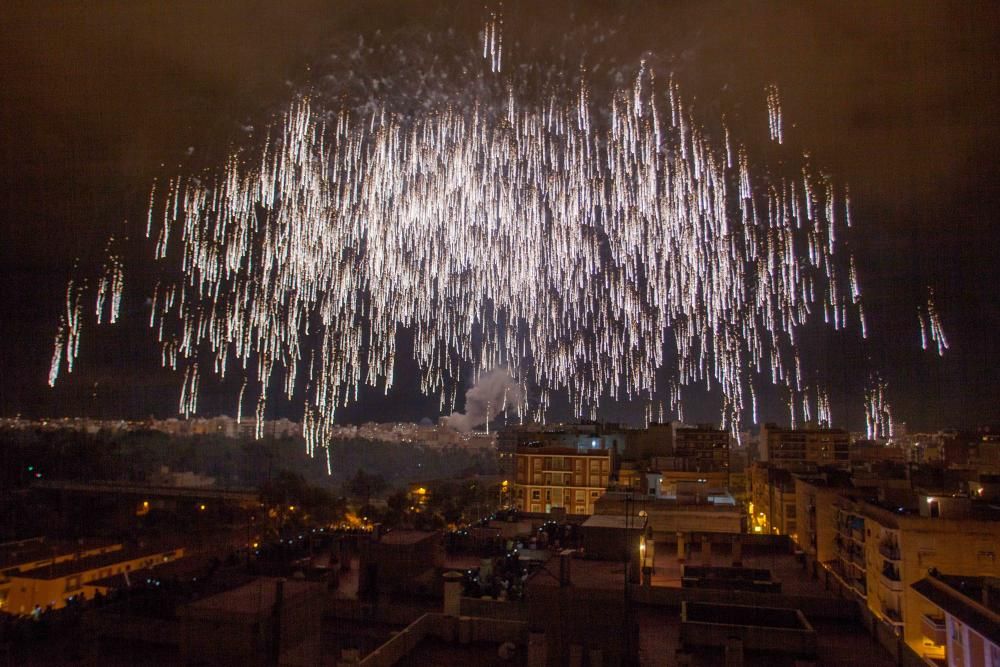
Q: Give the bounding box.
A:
[87,555,203,590]
[527,557,626,591]
[515,445,613,455]
[183,577,320,616]
[581,515,646,530]
[0,538,120,571]
[379,530,440,546]
[10,546,181,580]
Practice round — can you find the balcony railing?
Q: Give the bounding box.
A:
[881,604,904,625]
[921,613,946,646]
[879,541,901,561]
[879,568,903,592]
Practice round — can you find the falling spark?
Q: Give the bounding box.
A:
[482,7,503,73]
[766,84,783,144]
[919,288,949,356]
[864,375,892,440]
[50,25,881,466]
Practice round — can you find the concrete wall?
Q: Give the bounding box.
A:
[459,596,529,622]
[680,620,817,656]
[359,613,527,667]
[325,597,427,625]
[629,585,858,620]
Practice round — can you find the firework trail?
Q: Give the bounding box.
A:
[50,15,888,465]
[482,6,503,74]
[766,84,783,144]
[816,386,832,427]
[918,287,948,356]
[864,374,893,439]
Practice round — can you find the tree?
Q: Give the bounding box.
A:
[346,469,387,511]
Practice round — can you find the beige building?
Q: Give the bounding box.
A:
[760,423,850,469]
[829,494,1000,661]
[4,546,185,614]
[0,538,123,613]
[513,446,612,515]
[911,572,1000,667]
[793,476,859,570]
[594,493,743,537]
[673,425,730,472]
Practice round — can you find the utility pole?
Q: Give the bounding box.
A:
[623,491,632,665]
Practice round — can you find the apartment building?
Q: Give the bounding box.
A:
[829,494,1000,660]
[760,423,850,470]
[911,571,1000,667]
[513,445,613,515]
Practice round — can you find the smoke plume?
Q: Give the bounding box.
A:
[447,368,522,432]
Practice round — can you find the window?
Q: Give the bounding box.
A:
[531,490,541,501]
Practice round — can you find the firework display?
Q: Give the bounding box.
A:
[46,10,952,464]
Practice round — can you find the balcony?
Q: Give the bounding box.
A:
[879,567,903,593]
[921,613,946,646]
[881,604,904,626]
[879,540,901,561]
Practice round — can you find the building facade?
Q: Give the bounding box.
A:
[747,463,796,536]
[911,572,1000,667]
[4,546,185,614]
[513,446,612,515]
[793,476,856,571]
[828,495,1000,660]
[760,423,850,469]
[673,425,730,472]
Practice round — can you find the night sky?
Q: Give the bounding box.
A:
[1,1,998,431]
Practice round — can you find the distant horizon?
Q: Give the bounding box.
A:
[4,411,996,436]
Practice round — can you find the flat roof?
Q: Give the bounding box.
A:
[515,446,612,455]
[581,515,645,530]
[0,538,120,570]
[184,577,320,616]
[379,530,440,545]
[684,601,810,630]
[87,556,203,589]
[10,547,181,580]
[527,557,627,591]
